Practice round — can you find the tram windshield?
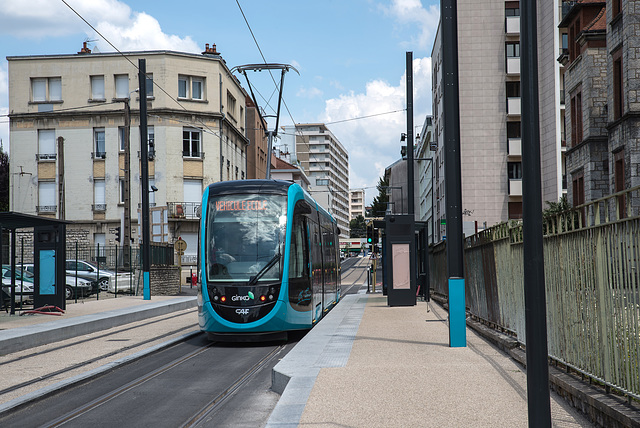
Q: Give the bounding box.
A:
[205,194,287,283]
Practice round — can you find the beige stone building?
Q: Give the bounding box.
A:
[349,189,365,219]
[430,1,567,240]
[7,45,248,265]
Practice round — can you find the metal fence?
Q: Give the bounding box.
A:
[430,186,640,401]
[65,243,174,271]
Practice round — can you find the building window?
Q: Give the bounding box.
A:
[614,150,625,218]
[145,73,153,98]
[119,178,125,204]
[115,74,129,99]
[183,128,201,157]
[119,127,126,151]
[93,179,106,211]
[226,91,237,118]
[613,50,623,120]
[572,171,585,224]
[506,42,520,58]
[570,90,583,146]
[505,5,519,16]
[147,126,155,159]
[508,162,522,179]
[316,179,329,186]
[37,129,56,160]
[507,121,521,139]
[31,77,61,102]
[506,81,520,98]
[94,128,106,158]
[149,177,156,206]
[38,181,56,213]
[178,75,204,100]
[90,75,105,100]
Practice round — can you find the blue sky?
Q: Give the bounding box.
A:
[0,0,439,204]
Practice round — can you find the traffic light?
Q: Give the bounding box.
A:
[115,226,121,243]
[373,228,379,253]
[367,224,372,244]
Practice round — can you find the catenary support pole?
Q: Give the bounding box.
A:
[406,51,415,217]
[139,59,151,300]
[521,0,552,426]
[441,0,466,347]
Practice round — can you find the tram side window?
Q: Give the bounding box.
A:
[289,216,307,279]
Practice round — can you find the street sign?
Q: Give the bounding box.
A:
[174,238,187,253]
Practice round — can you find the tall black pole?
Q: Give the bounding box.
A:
[441,0,466,347]
[521,0,551,425]
[138,59,151,300]
[406,52,415,217]
[123,99,131,267]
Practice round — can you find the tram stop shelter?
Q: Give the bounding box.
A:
[0,212,69,314]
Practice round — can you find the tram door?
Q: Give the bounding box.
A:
[309,219,323,321]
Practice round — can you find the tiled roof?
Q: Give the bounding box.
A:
[584,6,606,32]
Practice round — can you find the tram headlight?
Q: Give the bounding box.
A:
[260,295,266,302]
[268,294,274,301]
[220,296,227,303]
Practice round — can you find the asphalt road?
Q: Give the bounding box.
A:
[0,258,371,428]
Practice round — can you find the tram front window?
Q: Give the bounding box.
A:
[206,194,287,283]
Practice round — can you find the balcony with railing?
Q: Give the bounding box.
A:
[507,97,521,116]
[506,16,520,35]
[167,201,201,220]
[36,153,57,161]
[506,57,520,75]
[508,138,522,156]
[92,151,106,160]
[508,179,523,196]
[36,205,57,213]
[92,204,106,212]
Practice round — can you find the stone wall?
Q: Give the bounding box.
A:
[149,266,181,296]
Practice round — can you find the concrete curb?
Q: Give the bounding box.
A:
[0,296,197,356]
[266,293,368,428]
[0,329,202,417]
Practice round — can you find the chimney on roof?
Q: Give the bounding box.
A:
[78,42,92,54]
[202,43,221,56]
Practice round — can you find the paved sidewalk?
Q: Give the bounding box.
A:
[268,293,597,428]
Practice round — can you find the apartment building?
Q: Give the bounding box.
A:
[282,124,350,238]
[7,45,248,262]
[431,1,566,240]
[349,189,365,219]
[560,0,640,209]
[416,116,436,243]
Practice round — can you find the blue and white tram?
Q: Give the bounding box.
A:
[197,179,341,340]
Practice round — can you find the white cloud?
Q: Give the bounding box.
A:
[0,0,199,52]
[0,63,8,153]
[321,57,432,204]
[297,86,323,99]
[94,12,199,53]
[0,0,131,38]
[380,0,440,50]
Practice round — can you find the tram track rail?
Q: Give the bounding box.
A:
[0,309,197,368]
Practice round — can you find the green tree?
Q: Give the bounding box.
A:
[349,215,366,238]
[368,176,389,218]
[0,144,8,212]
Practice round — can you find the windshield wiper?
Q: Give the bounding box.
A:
[248,253,280,285]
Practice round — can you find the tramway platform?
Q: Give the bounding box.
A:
[266,291,640,428]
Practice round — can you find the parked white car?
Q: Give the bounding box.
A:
[108,273,135,294]
[2,266,34,304]
[65,260,113,291]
